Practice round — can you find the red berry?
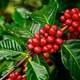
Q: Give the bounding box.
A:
[47,36,55,43]
[44,33,48,38]
[40,38,47,46]
[33,38,39,46]
[22,75,26,80]
[43,46,48,52]
[44,24,51,31]
[62,23,66,27]
[52,24,58,30]
[65,9,70,14]
[46,59,52,65]
[15,72,20,77]
[34,33,40,40]
[71,8,78,14]
[65,19,72,25]
[77,26,80,32]
[60,16,65,22]
[6,78,12,80]
[50,48,55,53]
[49,28,56,35]
[72,13,79,20]
[16,75,22,80]
[55,38,64,45]
[34,46,41,54]
[72,21,79,27]
[43,53,49,59]
[56,30,63,37]
[68,26,75,32]
[39,28,45,35]
[64,12,71,19]
[47,44,52,50]
[53,44,59,51]
[28,38,33,44]
[28,44,34,50]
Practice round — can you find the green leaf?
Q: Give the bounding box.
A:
[0,39,23,51]
[61,40,80,80]
[26,60,49,80]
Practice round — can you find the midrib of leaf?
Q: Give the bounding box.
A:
[29,60,40,80]
[63,44,80,70]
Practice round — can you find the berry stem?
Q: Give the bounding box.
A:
[61,25,68,32]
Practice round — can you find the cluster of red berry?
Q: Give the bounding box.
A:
[6,71,26,80]
[27,24,64,54]
[60,8,80,39]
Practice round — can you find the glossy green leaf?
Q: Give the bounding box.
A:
[61,40,80,80]
[26,60,49,80]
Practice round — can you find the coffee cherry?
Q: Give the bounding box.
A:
[16,75,22,80]
[55,38,63,45]
[43,46,48,52]
[72,21,79,27]
[34,33,40,40]
[72,13,79,20]
[52,24,58,30]
[77,26,80,32]
[64,12,71,19]
[47,44,52,50]
[65,9,70,14]
[33,38,39,46]
[50,48,55,53]
[60,16,65,22]
[43,53,49,59]
[47,36,55,43]
[68,26,75,32]
[40,38,47,46]
[44,24,50,31]
[34,46,41,54]
[22,75,26,80]
[71,8,78,14]
[44,33,48,38]
[15,72,20,77]
[6,78,12,80]
[28,38,33,44]
[53,44,59,51]
[39,28,45,35]
[28,44,34,50]
[46,59,52,65]
[56,30,63,37]
[49,28,56,35]
[65,19,72,25]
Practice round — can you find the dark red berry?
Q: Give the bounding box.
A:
[56,30,63,37]
[65,9,70,14]
[62,23,66,27]
[47,36,55,43]
[77,26,80,32]
[28,44,34,50]
[49,28,56,35]
[71,8,78,14]
[46,59,52,65]
[34,46,41,54]
[44,33,48,38]
[44,24,51,31]
[72,21,79,27]
[68,26,75,32]
[55,38,64,45]
[40,38,47,46]
[16,75,22,80]
[60,16,65,22]
[15,72,20,77]
[6,78,12,80]
[50,48,55,53]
